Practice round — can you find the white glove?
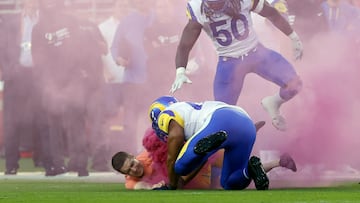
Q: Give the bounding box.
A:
[288,31,303,60]
[170,67,192,93]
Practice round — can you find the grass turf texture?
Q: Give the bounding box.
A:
[0,180,359,203]
[1,158,359,202]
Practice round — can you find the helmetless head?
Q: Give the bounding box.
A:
[111,152,144,177]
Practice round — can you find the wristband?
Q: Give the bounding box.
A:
[176,67,186,75]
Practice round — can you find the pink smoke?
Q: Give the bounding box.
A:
[250,32,360,186]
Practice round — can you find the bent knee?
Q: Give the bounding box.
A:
[281,76,302,100]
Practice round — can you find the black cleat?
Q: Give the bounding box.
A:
[5,168,17,175]
[248,156,269,190]
[194,131,227,155]
[78,169,89,177]
[45,166,67,176]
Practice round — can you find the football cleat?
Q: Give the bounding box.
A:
[279,153,297,172]
[78,169,89,177]
[194,131,227,155]
[248,156,269,190]
[271,116,287,131]
[45,166,67,176]
[261,96,287,131]
[4,168,17,175]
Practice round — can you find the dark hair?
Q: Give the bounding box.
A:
[111,151,131,173]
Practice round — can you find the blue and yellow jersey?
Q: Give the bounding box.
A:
[156,101,250,141]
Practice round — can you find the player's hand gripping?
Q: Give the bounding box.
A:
[289,31,303,60]
[170,67,192,93]
[150,181,166,190]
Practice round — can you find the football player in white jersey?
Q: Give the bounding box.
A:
[149,96,272,190]
[170,0,303,131]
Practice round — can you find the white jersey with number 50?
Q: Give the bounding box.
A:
[186,0,265,58]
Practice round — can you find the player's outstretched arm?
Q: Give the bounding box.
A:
[257,1,303,60]
[166,121,186,190]
[170,20,202,93]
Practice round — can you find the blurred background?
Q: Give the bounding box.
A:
[0,0,359,184]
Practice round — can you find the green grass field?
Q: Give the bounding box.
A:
[1,158,359,203]
[0,180,359,203]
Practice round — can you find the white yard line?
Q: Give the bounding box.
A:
[0,172,125,183]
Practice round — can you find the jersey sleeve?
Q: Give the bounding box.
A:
[271,0,289,19]
[186,0,203,23]
[252,0,265,13]
[157,109,184,135]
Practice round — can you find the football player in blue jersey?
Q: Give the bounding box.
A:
[170,0,303,131]
[148,96,296,190]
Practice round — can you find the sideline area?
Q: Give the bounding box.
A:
[0,156,125,183]
[0,171,125,183]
